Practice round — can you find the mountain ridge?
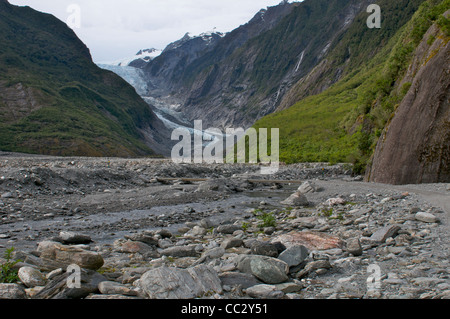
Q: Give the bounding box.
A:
[0,0,171,157]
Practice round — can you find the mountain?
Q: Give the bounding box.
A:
[252,0,449,183]
[366,10,450,184]
[137,1,300,127]
[99,48,162,68]
[0,0,170,157]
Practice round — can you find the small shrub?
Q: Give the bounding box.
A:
[0,247,21,284]
[257,212,277,228]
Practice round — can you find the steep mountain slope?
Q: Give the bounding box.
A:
[366,12,450,184]
[139,1,300,128]
[0,0,170,157]
[182,0,379,129]
[253,0,449,183]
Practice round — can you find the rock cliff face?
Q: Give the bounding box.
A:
[366,19,450,184]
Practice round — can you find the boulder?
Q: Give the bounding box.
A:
[98,281,138,296]
[273,231,343,251]
[217,224,241,234]
[58,231,92,245]
[219,272,261,289]
[160,244,200,258]
[138,265,223,299]
[124,232,159,246]
[415,212,439,223]
[250,241,279,258]
[116,240,159,258]
[0,283,26,299]
[245,284,285,299]
[277,245,309,267]
[250,257,289,284]
[18,266,47,288]
[34,269,107,299]
[37,241,104,270]
[297,181,316,194]
[369,225,401,244]
[280,192,309,207]
[345,238,363,256]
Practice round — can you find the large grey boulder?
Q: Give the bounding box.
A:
[138,265,223,299]
[277,245,309,268]
[236,255,289,285]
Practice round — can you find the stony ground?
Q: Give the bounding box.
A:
[0,152,448,300]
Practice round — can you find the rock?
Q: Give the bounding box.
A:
[415,212,439,223]
[250,241,279,257]
[160,244,200,258]
[1,192,14,199]
[277,245,309,267]
[117,240,159,258]
[98,281,138,296]
[281,192,309,207]
[193,247,226,266]
[58,231,92,245]
[221,237,244,249]
[138,265,222,299]
[297,181,316,194]
[0,283,26,299]
[34,269,107,299]
[124,232,159,246]
[250,257,289,284]
[25,286,45,298]
[245,284,285,299]
[219,272,261,289]
[196,179,232,193]
[122,267,152,284]
[156,229,173,239]
[275,282,303,293]
[37,241,104,270]
[185,226,207,237]
[273,231,344,251]
[18,266,47,288]
[217,224,241,234]
[345,238,363,256]
[369,225,401,244]
[12,250,65,272]
[325,197,346,206]
[46,268,64,280]
[296,260,331,279]
[86,294,141,299]
[236,255,288,275]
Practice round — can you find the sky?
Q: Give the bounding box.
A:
[9,0,290,63]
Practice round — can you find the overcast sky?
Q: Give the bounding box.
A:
[9,0,291,62]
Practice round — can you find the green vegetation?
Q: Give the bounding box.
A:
[253,0,449,173]
[0,247,21,284]
[0,3,159,156]
[256,211,277,228]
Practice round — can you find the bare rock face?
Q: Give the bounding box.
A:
[366,20,450,185]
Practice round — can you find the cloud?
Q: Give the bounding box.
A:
[9,0,285,62]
